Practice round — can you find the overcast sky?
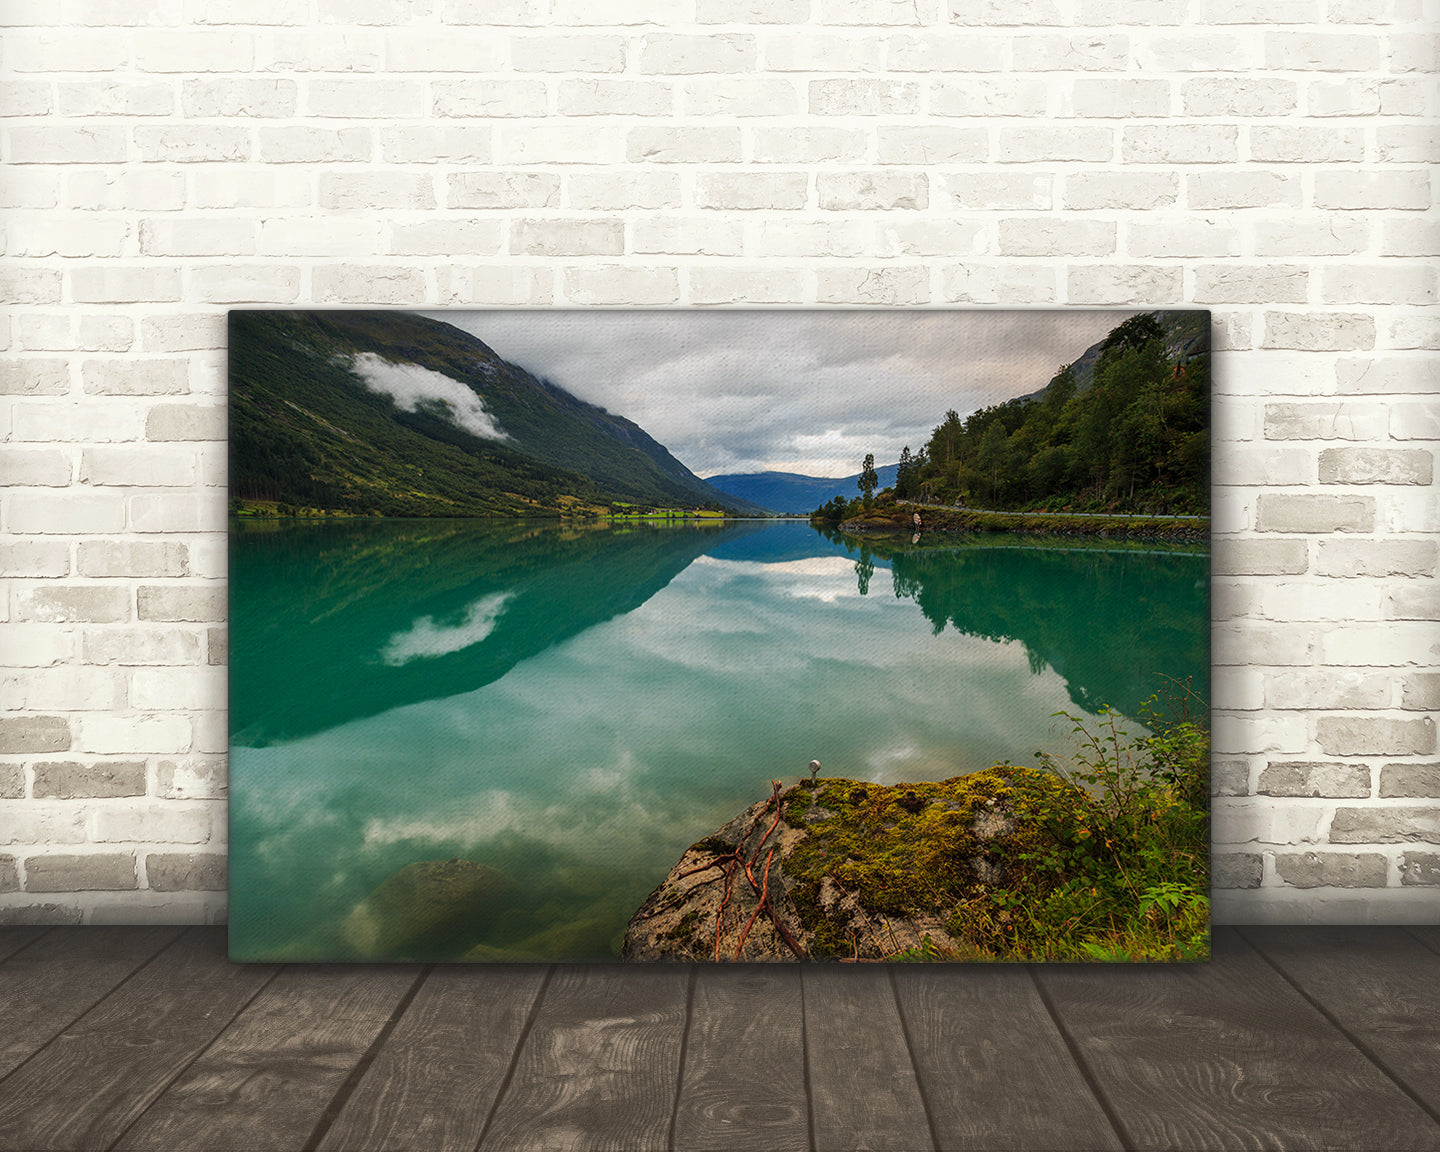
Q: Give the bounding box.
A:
[425,310,1142,479]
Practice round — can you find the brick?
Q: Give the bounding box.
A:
[1063,172,1177,210]
[316,0,431,21]
[567,172,680,211]
[1316,539,1436,578]
[874,221,984,257]
[181,78,296,118]
[134,126,250,163]
[688,267,805,305]
[0,541,71,578]
[890,32,1014,73]
[1319,448,1432,485]
[1266,31,1382,71]
[259,29,385,70]
[129,493,223,534]
[999,219,1115,257]
[0,904,82,925]
[1307,78,1381,117]
[432,79,546,119]
[1391,403,1440,441]
[1255,494,1373,533]
[557,79,671,118]
[9,666,127,711]
[1253,216,1370,257]
[932,79,1047,116]
[76,541,188,578]
[258,219,382,258]
[82,628,203,666]
[1258,761,1370,798]
[95,803,210,845]
[1122,124,1238,164]
[1188,171,1299,209]
[8,492,127,535]
[1275,852,1388,888]
[319,173,435,211]
[1331,806,1440,844]
[437,267,555,305]
[447,172,559,210]
[1314,170,1431,211]
[257,127,372,164]
[1012,34,1128,71]
[639,33,755,74]
[137,586,224,623]
[1322,265,1436,306]
[749,127,866,165]
[72,713,192,756]
[684,78,799,117]
[155,758,227,800]
[147,853,227,892]
[1212,760,1250,797]
[698,0,810,18]
[208,627,227,666]
[949,0,1061,24]
[6,126,126,165]
[0,356,57,397]
[15,402,147,444]
[817,172,927,211]
[943,173,1051,211]
[1318,716,1436,757]
[1215,798,1324,842]
[1381,219,1440,259]
[191,169,309,211]
[1067,266,1182,305]
[1402,675,1440,712]
[632,218,744,257]
[1401,853,1440,886]
[761,33,886,73]
[0,715,71,754]
[443,0,546,23]
[313,266,426,305]
[626,127,740,164]
[1198,0,1314,20]
[697,173,808,211]
[0,80,53,115]
[1251,126,1365,163]
[1136,32,1261,72]
[0,268,62,305]
[511,34,625,72]
[8,217,130,259]
[0,857,16,894]
[0,448,71,486]
[306,78,425,118]
[1389,582,1440,621]
[33,760,145,799]
[817,267,929,305]
[875,126,987,165]
[943,265,1058,304]
[1214,668,1264,711]
[1182,77,1295,116]
[26,853,136,892]
[71,267,183,304]
[1378,125,1440,165]
[822,0,937,20]
[511,219,624,257]
[1265,401,1386,439]
[1381,763,1440,798]
[141,316,224,355]
[1126,221,1240,259]
[754,221,868,258]
[81,359,190,397]
[563,267,679,306]
[809,77,921,117]
[1212,852,1263,889]
[133,30,252,71]
[998,126,1113,163]
[1064,78,1169,119]
[389,221,502,257]
[1213,624,1316,667]
[1195,266,1307,304]
[1387,315,1440,351]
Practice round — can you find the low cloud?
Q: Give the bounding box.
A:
[350,352,509,442]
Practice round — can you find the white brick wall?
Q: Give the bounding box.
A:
[1,1,1435,927]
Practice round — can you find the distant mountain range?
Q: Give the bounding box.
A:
[228,311,768,518]
[706,464,901,515]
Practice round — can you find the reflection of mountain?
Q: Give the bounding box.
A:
[229,518,767,746]
[855,536,1209,723]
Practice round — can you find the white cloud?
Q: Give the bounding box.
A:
[380,591,515,666]
[350,352,510,442]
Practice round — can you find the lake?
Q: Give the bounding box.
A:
[228,517,1209,961]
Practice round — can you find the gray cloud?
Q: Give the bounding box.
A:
[427,309,1143,477]
[350,352,510,442]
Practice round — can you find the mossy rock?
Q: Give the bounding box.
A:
[341,858,511,960]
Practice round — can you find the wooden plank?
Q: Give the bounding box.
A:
[111,963,423,1152]
[672,966,809,1152]
[892,964,1122,1152]
[0,927,276,1152]
[0,926,183,1080]
[1243,925,1440,1126]
[477,965,690,1152]
[313,965,548,1152]
[802,965,934,1152]
[0,927,50,964]
[1034,927,1440,1151]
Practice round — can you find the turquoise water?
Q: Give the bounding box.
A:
[228,518,1208,961]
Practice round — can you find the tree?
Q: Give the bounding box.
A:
[858,453,879,509]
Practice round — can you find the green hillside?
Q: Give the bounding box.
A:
[228,311,762,518]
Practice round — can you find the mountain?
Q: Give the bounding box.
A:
[1024,309,1210,402]
[706,464,900,515]
[228,310,768,518]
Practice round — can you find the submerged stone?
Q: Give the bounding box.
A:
[341,858,510,960]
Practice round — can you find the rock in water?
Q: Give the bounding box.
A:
[341,858,510,960]
[622,770,1028,963]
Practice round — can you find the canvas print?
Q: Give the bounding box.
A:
[227,309,1211,964]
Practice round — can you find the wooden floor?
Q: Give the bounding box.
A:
[0,926,1437,1151]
